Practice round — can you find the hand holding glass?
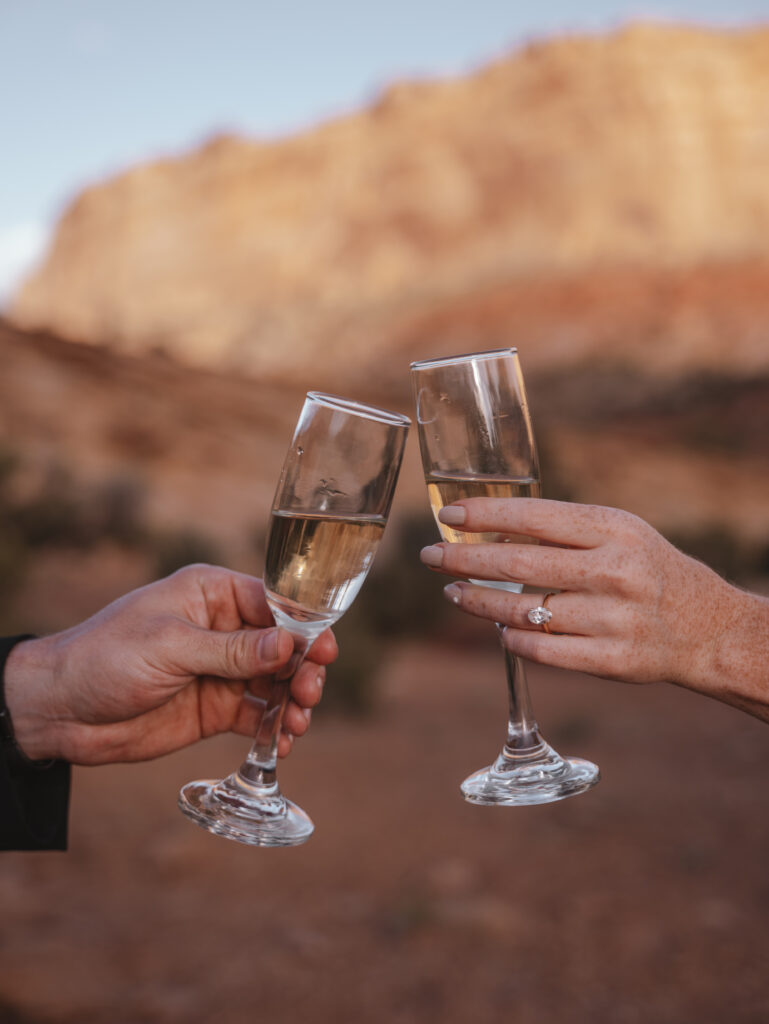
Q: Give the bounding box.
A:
[179,392,410,845]
[411,349,599,805]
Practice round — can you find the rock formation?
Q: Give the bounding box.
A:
[11,23,769,388]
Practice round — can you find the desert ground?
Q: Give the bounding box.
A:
[1,628,768,1024]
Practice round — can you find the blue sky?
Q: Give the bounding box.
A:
[1,0,767,302]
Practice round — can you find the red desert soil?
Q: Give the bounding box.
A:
[1,640,768,1024]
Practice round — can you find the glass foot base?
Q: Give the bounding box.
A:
[178,777,314,847]
[461,743,600,807]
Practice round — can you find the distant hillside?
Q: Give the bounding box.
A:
[10,23,769,390]
[2,320,768,560]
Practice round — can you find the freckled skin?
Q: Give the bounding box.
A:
[421,499,769,723]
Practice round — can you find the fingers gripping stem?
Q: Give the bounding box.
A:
[239,635,313,786]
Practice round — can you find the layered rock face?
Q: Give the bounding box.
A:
[11,23,769,386]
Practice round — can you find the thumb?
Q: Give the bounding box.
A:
[181,624,294,679]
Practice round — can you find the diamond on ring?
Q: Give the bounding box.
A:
[527,605,553,626]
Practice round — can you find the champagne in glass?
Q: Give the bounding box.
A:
[427,473,540,590]
[412,349,599,805]
[264,511,386,627]
[178,392,410,845]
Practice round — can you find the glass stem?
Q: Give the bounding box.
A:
[237,633,313,787]
[496,624,546,757]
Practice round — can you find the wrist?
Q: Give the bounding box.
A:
[3,635,65,761]
[686,582,769,720]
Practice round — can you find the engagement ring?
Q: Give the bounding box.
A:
[527,593,555,634]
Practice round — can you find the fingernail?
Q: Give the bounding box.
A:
[420,544,444,567]
[444,583,462,604]
[258,627,280,661]
[439,506,466,526]
[315,670,325,694]
[303,708,312,724]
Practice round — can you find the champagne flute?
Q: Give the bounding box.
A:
[411,349,599,805]
[179,392,410,845]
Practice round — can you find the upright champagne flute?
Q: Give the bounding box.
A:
[411,349,599,805]
[179,392,410,845]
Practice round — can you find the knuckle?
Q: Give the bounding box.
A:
[521,504,548,535]
[582,503,615,530]
[225,630,253,673]
[612,508,648,542]
[170,563,206,584]
[499,569,526,589]
[498,546,532,583]
[593,564,623,592]
[586,550,625,593]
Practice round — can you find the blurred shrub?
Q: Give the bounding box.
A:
[107,420,167,459]
[0,447,224,617]
[150,529,222,579]
[0,454,148,552]
[321,512,450,716]
[0,447,19,491]
[321,602,383,716]
[756,541,769,578]
[365,512,451,639]
[90,475,147,546]
[0,448,29,618]
[6,462,90,548]
[0,524,27,623]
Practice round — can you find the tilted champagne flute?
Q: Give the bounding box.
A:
[179,392,410,845]
[411,349,599,805]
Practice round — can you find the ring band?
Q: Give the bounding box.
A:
[527,592,556,633]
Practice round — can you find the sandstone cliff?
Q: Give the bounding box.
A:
[11,23,769,388]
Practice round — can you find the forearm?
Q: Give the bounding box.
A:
[677,584,769,722]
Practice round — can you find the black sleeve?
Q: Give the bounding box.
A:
[0,636,70,851]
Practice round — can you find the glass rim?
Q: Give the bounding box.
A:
[410,347,517,371]
[306,391,411,427]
